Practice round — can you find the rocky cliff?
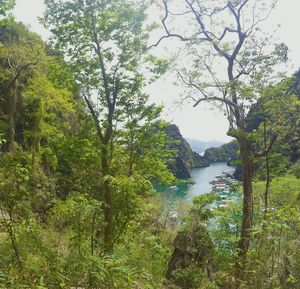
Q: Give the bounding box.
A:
[166,124,209,179]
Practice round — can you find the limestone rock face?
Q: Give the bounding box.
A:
[166,232,194,280]
[166,124,209,179]
[173,232,195,253]
[166,226,214,283]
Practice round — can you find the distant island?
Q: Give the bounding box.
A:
[186,138,225,154]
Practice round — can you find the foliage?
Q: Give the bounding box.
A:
[253,175,300,207]
[0,0,15,16]
[203,141,239,164]
[0,1,299,288]
[0,3,176,288]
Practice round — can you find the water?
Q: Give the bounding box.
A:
[157,162,236,207]
[188,162,234,197]
[161,162,238,226]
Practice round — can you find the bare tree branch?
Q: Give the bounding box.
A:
[6,60,39,92]
[254,133,277,158]
[90,8,112,108]
[193,96,238,108]
[149,0,193,49]
[184,0,231,60]
[82,91,104,142]
[245,0,278,36]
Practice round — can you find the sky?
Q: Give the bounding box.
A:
[12,0,300,142]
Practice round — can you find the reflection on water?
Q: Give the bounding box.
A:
[188,162,235,197]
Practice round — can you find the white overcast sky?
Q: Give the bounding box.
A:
[13,0,300,142]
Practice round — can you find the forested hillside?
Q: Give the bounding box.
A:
[0,1,300,289]
[203,141,239,164]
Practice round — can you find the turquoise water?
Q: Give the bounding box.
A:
[156,162,236,204]
[158,162,239,226]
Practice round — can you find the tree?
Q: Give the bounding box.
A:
[0,0,15,16]
[0,18,44,152]
[152,0,288,285]
[247,79,299,211]
[0,153,32,274]
[22,73,74,166]
[43,0,169,252]
[0,5,175,287]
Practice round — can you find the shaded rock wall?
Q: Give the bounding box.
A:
[166,124,209,179]
[166,226,214,288]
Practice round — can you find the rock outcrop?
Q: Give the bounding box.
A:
[166,226,214,288]
[166,124,209,179]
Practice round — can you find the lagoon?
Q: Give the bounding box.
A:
[188,162,235,197]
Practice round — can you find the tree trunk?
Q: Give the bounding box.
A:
[235,135,254,288]
[264,153,270,212]
[82,94,115,252]
[101,145,114,252]
[88,209,97,288]
[263,120,270,213]
[7,211,23,273]
[7,78,18,152]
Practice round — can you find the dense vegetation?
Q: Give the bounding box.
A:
[203,141,239,164]
[0,1,299,289]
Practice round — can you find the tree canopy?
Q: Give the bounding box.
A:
[0,1,299,288]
